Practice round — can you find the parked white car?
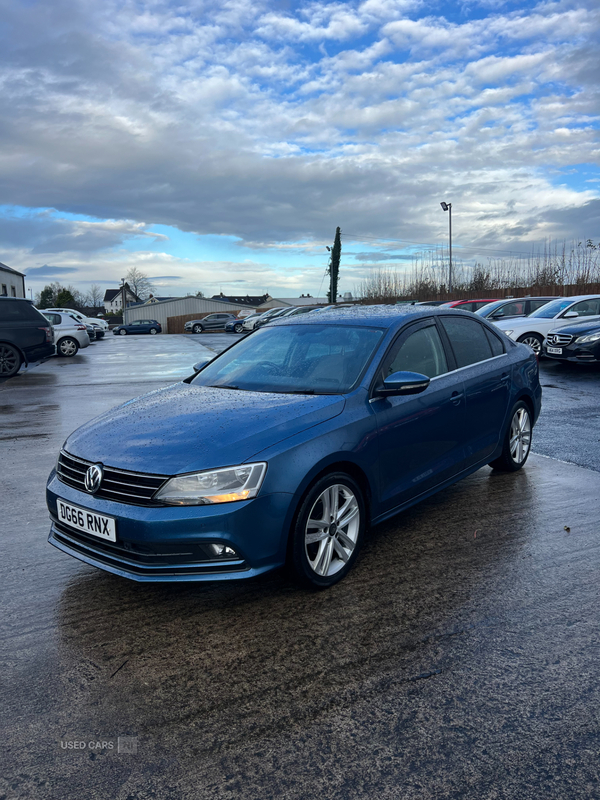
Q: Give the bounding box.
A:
[242,309,282,331]
[45,308,108,338]
[41,311,91,357]
[490,295,600,355]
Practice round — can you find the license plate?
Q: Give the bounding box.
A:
[57,499,116,542]
[547,346,562,355]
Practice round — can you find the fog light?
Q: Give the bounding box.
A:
[208,543,237,558]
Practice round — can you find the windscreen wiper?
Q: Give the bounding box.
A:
[207,384,240,390]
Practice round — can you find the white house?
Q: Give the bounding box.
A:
[103,285,142,313]
[0,263,26,298]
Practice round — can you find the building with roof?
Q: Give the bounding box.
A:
[0,263,26,298]
[210,293,273,308]
[103,285,142,312]
[124,295,267,332]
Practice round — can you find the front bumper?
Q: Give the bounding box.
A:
[543,343,600,363]
[46,472,292,582]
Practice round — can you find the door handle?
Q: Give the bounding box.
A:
[451,391,463,406]
[500,373,510,383]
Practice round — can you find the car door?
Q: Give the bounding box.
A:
[557,298,600,325]
[438,316,510,468]
[489,300,526,321]
[372,319,466,512]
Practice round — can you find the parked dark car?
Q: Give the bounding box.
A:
[224,317,247,334]
[184,314,236,334]
[47,306,541,589]
[544,320,600,363]
[113,319,162,335]
[476,297,559,321]
[0,297,54,377]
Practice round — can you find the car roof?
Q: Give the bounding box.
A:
[268,303,472,329]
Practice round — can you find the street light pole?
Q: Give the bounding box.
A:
[121,278,126,322]
[440,201,452,293]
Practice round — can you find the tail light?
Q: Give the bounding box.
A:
[38,326,53,343]
[76,324,86,330]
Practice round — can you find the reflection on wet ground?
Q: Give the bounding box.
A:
[1,335,600,799]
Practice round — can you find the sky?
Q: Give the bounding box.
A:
[0,0,598,300]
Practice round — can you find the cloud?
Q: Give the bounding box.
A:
[0,0,597,290]
[24,265,78,276]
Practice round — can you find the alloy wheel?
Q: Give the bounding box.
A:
[519,335,542,355]
[304,484,360,577]
[59,338,78,356]
[509,407,531,464]
[0,344,20,376]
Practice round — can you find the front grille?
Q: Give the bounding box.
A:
[57,450,169,506]
[546,333,573,346]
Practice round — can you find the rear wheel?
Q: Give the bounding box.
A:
[192,324,203,334]
[488,401,532,472]
[289,473,366,588]
[57,337,79,357]
[119,328,127,336]
[517,333,543,356]
[149,328,158,335]
[0,343,21,377]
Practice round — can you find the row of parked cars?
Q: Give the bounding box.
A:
[184,296,600,365]
[472,295,600,362]
[0,297,112,378]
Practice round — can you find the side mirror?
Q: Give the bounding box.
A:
[376,371,430,397]
[192,354,215,373]
[563,311,578,318]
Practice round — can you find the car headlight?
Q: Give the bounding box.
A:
[502,330,514,337]
[154,462,267,505]
[576,332,600,344]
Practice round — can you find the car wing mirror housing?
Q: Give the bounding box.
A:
[193,354,215,372]
[563,311,578,318]
[376,371,431,397]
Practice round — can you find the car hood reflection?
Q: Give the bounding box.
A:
[64,383,346,474]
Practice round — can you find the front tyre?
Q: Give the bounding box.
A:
[290,473,366,588]
[517,333,543,356]
[488,401,532,472]
[234,322,244,333]
[192,324,203,334]
[119,328,127,336]
[57,337,79,357]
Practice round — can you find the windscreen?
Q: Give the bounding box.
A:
[528,298,572,319]
[192,324,384,394]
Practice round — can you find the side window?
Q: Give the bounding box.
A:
[493,301,525,317]
[529,299,551,312]
[383,324,448,379]
[47,313,62,325]
[440,317,493,368]
[567,299,600,317]
[484,326,504,356]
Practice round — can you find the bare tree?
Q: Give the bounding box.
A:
[86,284,103,308]
[125,267,155,300]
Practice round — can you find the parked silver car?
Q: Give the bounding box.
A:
[184,313,237,334]
[42,311,91,356]
[45,308,108,338]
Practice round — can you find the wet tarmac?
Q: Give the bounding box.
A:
[1,335,599,799]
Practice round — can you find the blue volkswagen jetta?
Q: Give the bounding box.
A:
[47,306,541,588]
